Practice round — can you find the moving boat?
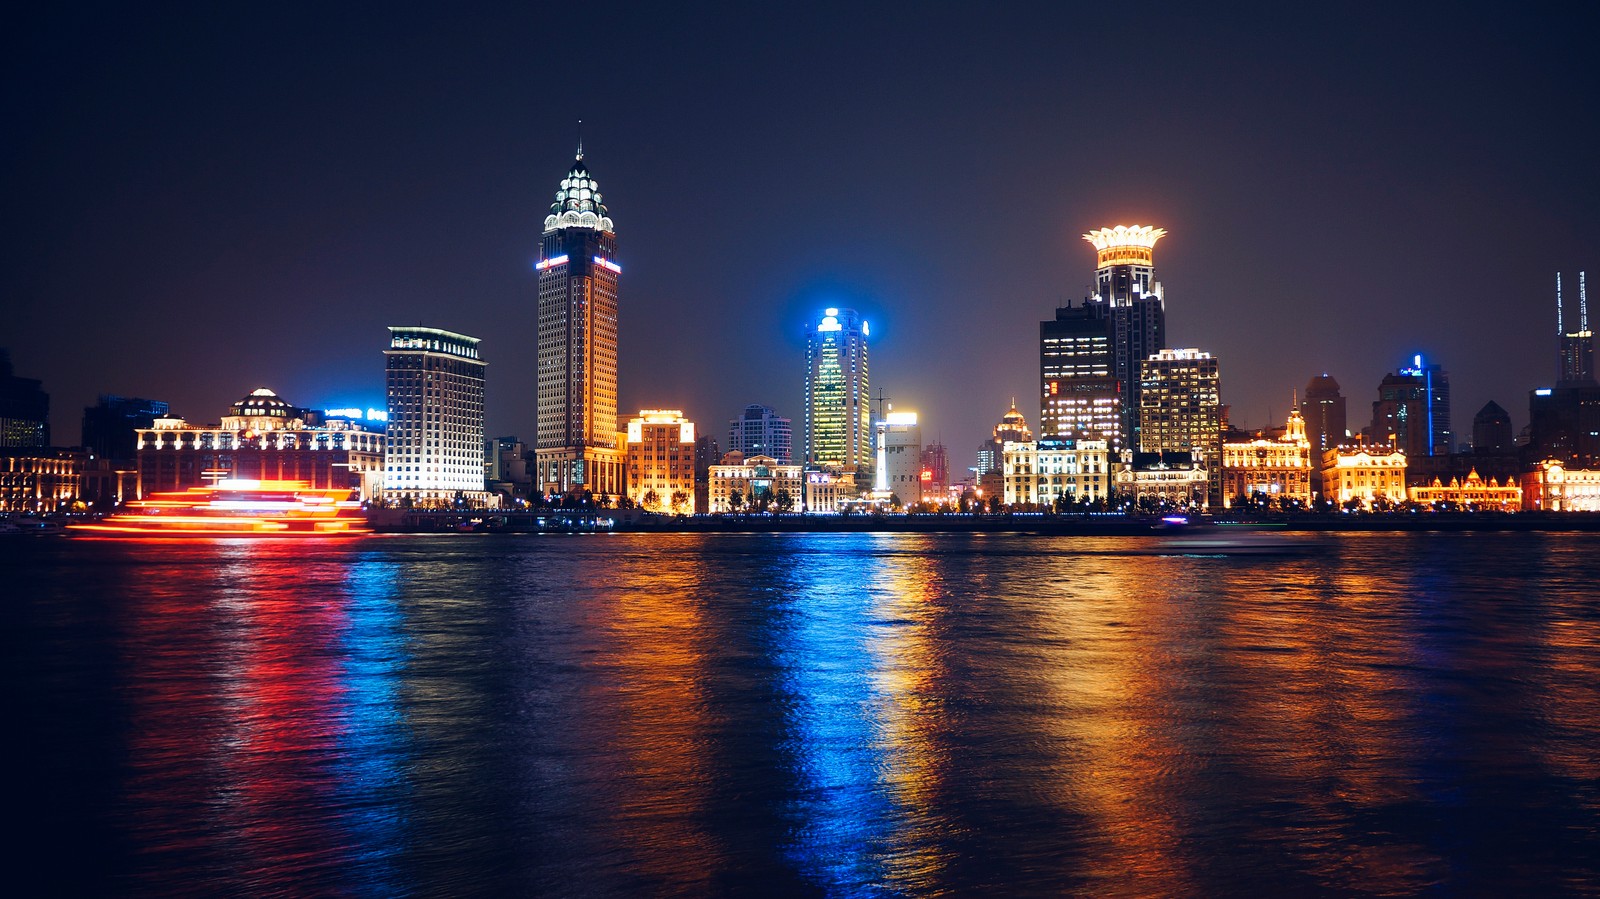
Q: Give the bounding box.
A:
[70,479,370,537]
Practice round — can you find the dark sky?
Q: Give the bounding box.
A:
[7,3,1596,459]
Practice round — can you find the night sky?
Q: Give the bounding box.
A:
[7,4,1596,460]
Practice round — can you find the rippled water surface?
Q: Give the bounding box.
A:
[8,531,1600,896]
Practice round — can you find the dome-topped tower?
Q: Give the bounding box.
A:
[543,146,614,233]
[994,400,1033,444]
[222,387,304,431]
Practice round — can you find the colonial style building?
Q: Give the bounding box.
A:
[1220,408,1313,508]
[1521,460,1600,512]
[0,448,84,512]
[141,388,385,499]
[1001,438,1112,507]
[1114,450,1208,508]
[1320,446,1407,507]
[1409,470,1521,511]
[707,452,803,513]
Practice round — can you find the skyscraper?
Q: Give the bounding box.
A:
[535,144,623,496]
[1040,299,1121,447]
[1302,374,1347,454]
[0,348,49,448]
[1369,354,1451,457]
[1557,272,1595,386]
[1081,226,1168,448]
[803,307,870,474]
[384,326,487,504]
[728,404,793,464]
[1139,348,1222,505]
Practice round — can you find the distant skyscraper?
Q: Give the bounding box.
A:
[536,143,623,496]
[1303,374,1347,453]
[1083,226,1169,448]
[0,348,50,448]
[1472,401,1514,453]
[804,307,870,472]
[1557,272,1595,386]
[1370,354,1450,457]
[1140,348,1222,505]
[728,404,792,464]
[1040,299,1120,447]
[384,326,487,503]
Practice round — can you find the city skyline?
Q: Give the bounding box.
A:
[6,5,1596,459]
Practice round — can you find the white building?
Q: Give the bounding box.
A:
[708,452,803,512]
[874,410,922,505]
[383,326,489,506]
[1001,438,1111,507]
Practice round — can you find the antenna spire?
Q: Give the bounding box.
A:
[576,119,584,160]
[1558,272,1565,334]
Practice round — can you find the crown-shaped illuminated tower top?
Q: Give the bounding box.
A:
[1077,224,1169,449]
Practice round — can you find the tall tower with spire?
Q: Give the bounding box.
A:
[534,141,624,496]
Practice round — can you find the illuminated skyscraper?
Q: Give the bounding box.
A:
[1140,348,1222,505]
[803,307,870,473]
[535,144,624,496]
[1040,299,1120,447]
[384,327,487,504]
[1081,226,1168,448]
[1369,354,1450,457]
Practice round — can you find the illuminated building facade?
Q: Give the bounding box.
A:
[1114,450,1208,508]
[0,349,50,448]
[1521,460,1600,511]
[1139,348,1222,505]
[707,452,803,512]
[141,388,386,499]
[1083,226,1168,448]
[1409,470,1521,511]
[625,410,696,513]
[383,328,486,504]
[1040,300,1120,447]
[1001,438,1111,507]
[1220,408,1313,508]
[920,442,949,496]
[804,307,870,478]
[728,404,792,464]
[874,411,922,504]
[1320,447,1407,507]
[977,401,1031,502]
[536,146,623,496]
[0,448,84,512]
[802,466,853,513]
[1369,355,1451,457]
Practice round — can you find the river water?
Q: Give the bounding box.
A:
[8,531,1600,896]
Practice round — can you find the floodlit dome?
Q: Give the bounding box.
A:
[544,148,615,232]
[229,387,294,418]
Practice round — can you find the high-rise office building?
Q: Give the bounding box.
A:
[1140,348,1222,505]
[803,307,870,475]
[1083,226,1168,448]
[1040,299,1120,447]
[0,349,50,448]
[1472,401,1514,453]
[728,404,792,464]
[1527,275,1600,469]
[536,144,623,496]
[1302,374,1347,454]
[384,326,488,504]
[1369,354,1451,457]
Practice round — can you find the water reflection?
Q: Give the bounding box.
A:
[114,540,409,895]
[11,531,1600,894]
